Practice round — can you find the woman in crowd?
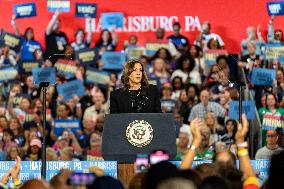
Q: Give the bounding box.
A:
[151,48,174,72]
[110,59,161,113]
[6,145,22,161]
[220,119,238,146]
[84,132,103,160]
[8,117,25,147]
[171,54,198,85]
[11,15,42,61]
[71,18,93,52]
[24,138,42,161]
[171,76,185,100]
[0,129,17,152]
[148,58,170,85]
[189,45,205,78]
[94,29,117,56]
[204,111,224,144]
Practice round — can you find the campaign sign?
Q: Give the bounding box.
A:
[75,48,96,66]
[251,68,276,86]
[204,49,228,65]
[19,60,40,74]
[56,79,85,100]
[262,114,284,131]
[265,43,284,63]
[145,43,169,56]
[0,67,18,82]
[127,46,145,59]
[47,0,70,12]
[75,3,97,18]
[86,68,109,85]
[14,2,36,18]
[267,1,284,16]
[0,161,117,187]
[54,119,80,136]
[12,93,30,108]
[100,12,124,29]
[0,32,21,52]
[32,67,56,85]
[228,100,255,120]
[102,51,125,70]
[55,59,77,79]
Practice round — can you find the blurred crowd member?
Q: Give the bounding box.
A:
[255,130,283,159]
[71,17,93,52]
[276,68,284,103]
[150,48,174,72]
[0,46,17,67]
[171,76,185,100]
[188,89,226,121]
[167,22,189,53]
[45,10,68,63]
[175,129,190,160]
[204,111,224,144]
[195,125,215,160]
[95,28,117,57]
[189,45,204,80]
[160,83,177,113]
[241,26,264,56]
[148,58,170,85]
[84,132,103,160]
[220,119,238,146]
[267,15,284,44]
[24,138,41,161]
[11,15,42,61]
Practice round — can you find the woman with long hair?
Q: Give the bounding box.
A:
[110,59,161,113]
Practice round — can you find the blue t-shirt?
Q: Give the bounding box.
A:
[20,38,42,61]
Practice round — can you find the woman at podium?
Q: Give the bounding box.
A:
[110,59,162,113]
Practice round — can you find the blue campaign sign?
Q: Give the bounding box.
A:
[54,119,81,136]
[19,60,40,74]
[228,100,256,120]
[267,1,284,16]
[100,12,124,29]
[47,0,70,12]
[14,2,36,18]
[75,3,97,18]
[0,161,117,187]
[56,79,85,100]
[265,43,284,63]
[75,48,97,66]
[86,68,109,84]
[0,67,18,82]
[102,51,126,70]
[251,68,276,86]
[32,67,56,85]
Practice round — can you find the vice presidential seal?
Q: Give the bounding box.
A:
[126,120,153,147]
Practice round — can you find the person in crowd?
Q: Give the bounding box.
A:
[0,46,17,67]
[0,116,9,130]
[266,149,284,189]
[220,119,238,146]
[0,129,17,152]
[83,90,108,120]
[171,54,199,85]
[255,130,283,159]
[167,22,189,53]
[65,95,82,119]
[195,21,225,50]
[188,45,204,79]
[157,177,197,189]
[241,26,265,56]
[94,28,117,57]
[59,147,77,161]
[204,111,224,144]
[171,76,185,101]
[276,68,284,103]
[110,59,161,113]
[24,138,42,161]
[267,15,284,44]
[45,10,68,63]
[71,18,93,52]
[160,83,177,113]
[124,34,138,49]
[195,125,215,160]
[155,27,166,42]
[55,103,73,120]
[84,132,103,160]
[258,93,284,146]
[207,38,222,50]
[22,76,39,100]
[46,147,58,161]
[188,89,226,121]
[8,117,25,147]
[151,48,174,72]
[175,131,190,160]
[11,15,42,61]
[6,145,21,161]
[148,58,170,85]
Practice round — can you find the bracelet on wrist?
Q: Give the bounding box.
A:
[237,148,248,157]
[237,142,248,148]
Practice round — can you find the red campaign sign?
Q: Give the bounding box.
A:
[0,0,283,53]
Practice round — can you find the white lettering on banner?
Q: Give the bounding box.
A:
[0,162,9,170]
[184,16,201,31]
[255,161,270,170]
[47,1,70,8]
[78,6,95,14]
[55,122,79,128]
[74,162,82,170]
[92,16,199,32]
[47,162,70,170]
[17,6,33,16]
[269,4,281,14]
[30,161,40,170]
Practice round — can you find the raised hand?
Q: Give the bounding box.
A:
[235,114,249,144]
[190,118,203,147]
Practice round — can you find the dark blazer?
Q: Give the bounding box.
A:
[110,84,162,113]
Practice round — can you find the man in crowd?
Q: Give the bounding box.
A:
[167,22,189,53]
[188,89,226,122]
[255,130,283,159]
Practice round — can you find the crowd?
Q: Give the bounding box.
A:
[0,7,283,189]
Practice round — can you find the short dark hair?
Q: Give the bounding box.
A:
[173,22,181,28]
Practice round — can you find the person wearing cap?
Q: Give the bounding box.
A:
[255,130,283,160]
[25,138,42,161]
[110,59,161,113]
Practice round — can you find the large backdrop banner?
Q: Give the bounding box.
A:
[0,0,283,53]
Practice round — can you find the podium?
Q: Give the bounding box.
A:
[102,113,177,162]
